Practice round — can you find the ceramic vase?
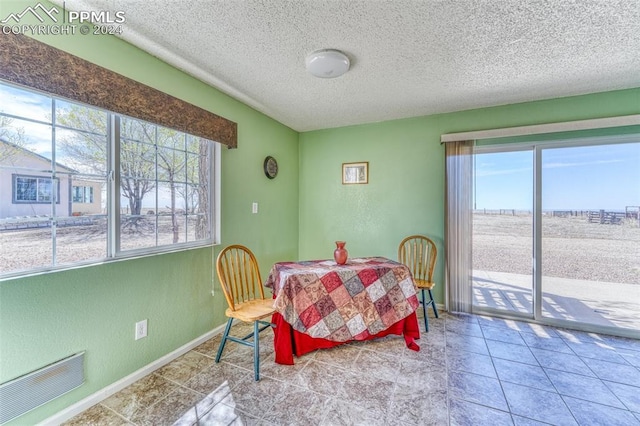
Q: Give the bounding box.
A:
[334,241,348,265]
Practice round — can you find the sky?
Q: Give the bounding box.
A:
[475,143,640,211]
[0,83,54,153]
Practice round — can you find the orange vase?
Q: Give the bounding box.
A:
[334,241,348,265]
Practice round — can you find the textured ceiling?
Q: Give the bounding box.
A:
[53,1,640,132]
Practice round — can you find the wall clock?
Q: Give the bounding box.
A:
[263,156,278,179]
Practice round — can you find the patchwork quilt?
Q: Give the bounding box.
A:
[265,257,420,342]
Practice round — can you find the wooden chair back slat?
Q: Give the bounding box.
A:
[216,245,266,311]
[398,235,437,283]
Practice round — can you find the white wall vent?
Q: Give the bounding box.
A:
[0,352,84,424]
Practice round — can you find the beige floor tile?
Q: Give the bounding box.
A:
[64,312,640,426]
[155,351,216,385]
[62,403,132,426]
[101,373,179,420]
[130,386,203,426]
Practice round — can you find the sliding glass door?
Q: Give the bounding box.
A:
[540,142,640,331]
[472,149,534,315]
[472,136,640,337]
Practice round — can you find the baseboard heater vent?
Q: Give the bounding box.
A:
[0,352,84,424]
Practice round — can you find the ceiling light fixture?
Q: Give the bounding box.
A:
[305,49,350,78]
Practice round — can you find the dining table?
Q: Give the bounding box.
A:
[264,256,421,365]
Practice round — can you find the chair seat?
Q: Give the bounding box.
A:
[414,279,436,290]
[225,298,275,323]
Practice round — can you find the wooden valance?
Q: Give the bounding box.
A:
[0,31,237,148]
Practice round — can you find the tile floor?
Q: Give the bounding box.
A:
[65,312,640,425]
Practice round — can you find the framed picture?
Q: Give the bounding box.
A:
[342,162,369,184]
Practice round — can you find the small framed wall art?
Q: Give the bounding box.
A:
[342,162,368,184]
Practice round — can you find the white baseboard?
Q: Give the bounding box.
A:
[39,323,228,426]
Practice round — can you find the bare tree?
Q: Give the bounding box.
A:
[0,115,27,165]
[56,108,156,216]
[176,137,211,240]
[195,138,210,239]
[157,128,186,243]
[157,133,211,243]
[56,107,211,241]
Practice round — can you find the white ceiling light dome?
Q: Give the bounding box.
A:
[305,49,350,78]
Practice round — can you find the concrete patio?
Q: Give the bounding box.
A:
[473,270,640,332]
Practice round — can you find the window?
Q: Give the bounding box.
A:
[14,175,60,203]
[118,117,213,251]
[72,186,93,203]
[0,81,220,278]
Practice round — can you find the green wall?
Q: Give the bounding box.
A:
[0,1,299,424]
[298,88,640,307]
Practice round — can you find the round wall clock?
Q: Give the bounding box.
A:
[263,156,278,179]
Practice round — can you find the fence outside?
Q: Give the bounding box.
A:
[474,207,640,226]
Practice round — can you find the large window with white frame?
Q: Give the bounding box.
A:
[0,81,220,278]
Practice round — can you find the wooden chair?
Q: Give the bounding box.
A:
[215,245,275,381]
[398,235,439,331]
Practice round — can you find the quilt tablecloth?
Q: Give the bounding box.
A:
[264,257,420,342]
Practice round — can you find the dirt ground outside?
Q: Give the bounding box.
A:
[0,215,205,274]
[2,212,639,283]
[473,213,640,285]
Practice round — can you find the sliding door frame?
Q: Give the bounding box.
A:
[471,133,640,340]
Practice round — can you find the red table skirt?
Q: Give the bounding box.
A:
[271,311,421,365]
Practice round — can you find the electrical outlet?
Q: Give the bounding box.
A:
[135,319,148,340]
